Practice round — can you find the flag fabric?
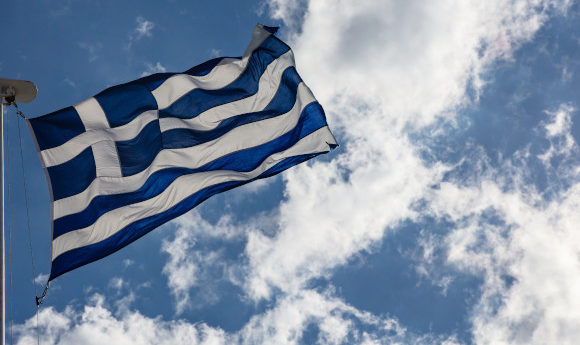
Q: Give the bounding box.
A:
[28,24,338,281]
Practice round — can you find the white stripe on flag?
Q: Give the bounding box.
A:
[92,140,122,177]
[53,83,316,220]
[152,25,273,110]
[51,126,337,260]
[74,97,110,130]
[159,50,295,132]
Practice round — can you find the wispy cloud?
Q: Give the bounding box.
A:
[34,273,49,286]
[135,16,155,40]
[140,62,166,77]
[209,48,222,58]
[122,259,134,268]
[161,225,199,315]
[78,41,102,63]
[538,103,576,166]
[63,77,76,88]
[127,16,155,50]
[108,277,126,291]
[161,212,241,315]
[49,0,72,16]
[427,121,580,344]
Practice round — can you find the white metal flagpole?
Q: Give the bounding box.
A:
[0,78,37,345]
[0,95,4,345]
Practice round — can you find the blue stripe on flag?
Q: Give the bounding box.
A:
[159,36,289,120]
[130,57,242,92]
[28,107,85,151]
[50,152,323,281]
[95,83,158,128]
[184,57,241,77]
[52,102,328,238]
[47,147,96,201]
[116,119,163,176]
[261,25,279,34]
[162,67,301,149]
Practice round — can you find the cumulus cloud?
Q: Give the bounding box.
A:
[239,1,576,344]
[244,0,570,301]
[420,100,580,345]
[161,225,199,315]
[161,212,243,314]
[15,294,226,345]
[15,290,459,345]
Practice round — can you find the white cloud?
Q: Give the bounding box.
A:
[423,101,580,345]
[15,290,459,345]
[34,273,50,286]
[430,183,580,345]
[243,0,569,302]
[161,212,242,314]
[127,16,155,50]
[108,277,126,291]
[235,175,278,195]
[544,103,574,138]
[235,289,415,345]
[236,1,578,344]
[63,78,76,88]
[538,103,576,165]
[412,229,454,295]
[266,0,307,29]
[122,259,134,268]
[209,48,222,58]
[171,210,244,241]
[135,16,155,40]
[141,62,167,77]
[161,225,198,315]
[15,294,226,345]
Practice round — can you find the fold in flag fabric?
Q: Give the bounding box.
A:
[28,24,338,281]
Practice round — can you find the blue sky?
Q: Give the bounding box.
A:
[2,1,580,344]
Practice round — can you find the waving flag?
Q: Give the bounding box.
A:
[28,24,337,281]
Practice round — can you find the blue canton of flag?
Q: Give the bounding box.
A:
[28,25,338,281]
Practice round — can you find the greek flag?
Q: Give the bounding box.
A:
[28,25,337,281]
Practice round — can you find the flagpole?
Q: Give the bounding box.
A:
[0,79,37,345]
[0,93,4,345]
